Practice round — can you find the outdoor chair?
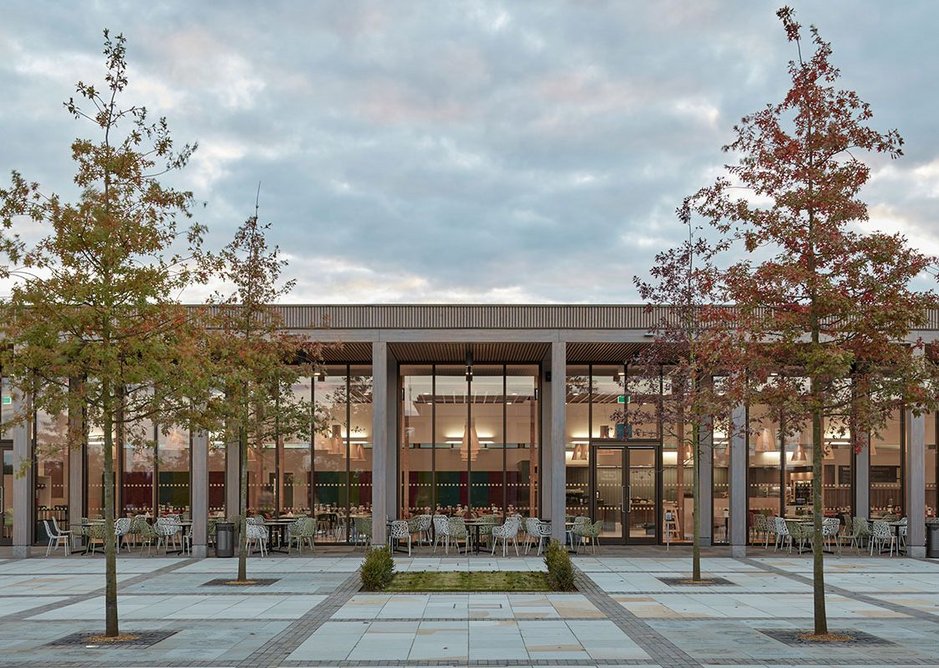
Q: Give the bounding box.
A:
[850,517,870,552]
[477,514,499,549]
[751,513,767,545]
[353,516,372,550]
[784,520,810,554]
[822,517,841,553]
[432,515,450,553]
[524,517,541,554]
[899,517,908,551]
[246,522,269,556]
[84,522,107,555]
[763,515,778,549]
[773,517,789,551]
[576,519,603,554]
[135,519,160,556]
[389,519,412,556]
[155,516,183,553]
[114,517,131,552]
[870,519,897,557]
[569,516,590,548]
[491,515,521,557]
[288,517,316,554]
[447,516,469,555]
[43,519,71,556]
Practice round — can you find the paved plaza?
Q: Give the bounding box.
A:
[0,551,938,667]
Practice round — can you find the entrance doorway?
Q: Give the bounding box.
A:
[592,445,658,544]
[1,443,12,545]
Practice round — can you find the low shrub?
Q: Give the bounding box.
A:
[543,539,576,591]
[360,545,395,591]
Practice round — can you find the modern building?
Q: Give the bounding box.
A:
[3,305,937,557]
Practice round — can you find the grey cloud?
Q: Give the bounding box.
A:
[1,0,936,303]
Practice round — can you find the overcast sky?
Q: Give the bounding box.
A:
[1,1,936,303]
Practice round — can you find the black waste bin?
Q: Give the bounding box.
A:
[215,522,235,557]
[927,521,939,559]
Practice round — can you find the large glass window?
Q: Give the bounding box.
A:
[208,432,226,515]
[122,419,154,516]
[158,426,190,516]
[400,364,540,518]
[712,420,730,544]
[35,409,69,530]
[311,364,373,542]
[281,377,313,515]
[401,367,433,515]
[870,409,904,518]
[565,365,590,521]
[748,405,782,525]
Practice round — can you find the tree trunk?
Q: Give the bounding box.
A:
[692,422,701,581]
[102,383,119,637]
[811,403,828,634]
[237,424,249,582]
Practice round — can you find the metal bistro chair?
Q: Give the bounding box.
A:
[43,518,71,556]
[288,517,316,554]
[432,515,450,553]
[389,519,412,556]
[577,520,603,554]
[870,520,897,557]
[447,517,469,555]
[822,517,842,554]
[353,516,372,550]
[114,517,132,552]
[773,517,790,551]
[524,517,541,555]
[851,516,871,553]
[491,515,521,557]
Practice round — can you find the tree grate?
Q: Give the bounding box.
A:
[47,630,177,648]
[656,576,735,586]
[202,577,281,586]
[757,628,894,646]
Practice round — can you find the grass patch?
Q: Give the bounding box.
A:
[385,570,554,592]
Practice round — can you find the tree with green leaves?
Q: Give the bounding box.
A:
[691,7,938,636]
[207,212,329,582]
[0,31,210,637]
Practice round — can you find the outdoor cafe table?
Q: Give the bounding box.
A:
[462,518,493,554]
[263,518,296,554]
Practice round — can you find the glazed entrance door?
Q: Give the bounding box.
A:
[593,445,657,544]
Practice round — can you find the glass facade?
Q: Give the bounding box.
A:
[2,328,934,552]
[399,364,539,518]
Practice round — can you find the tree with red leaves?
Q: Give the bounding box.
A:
[692,7,939,636]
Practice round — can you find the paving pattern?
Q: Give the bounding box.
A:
[0,551,937,667]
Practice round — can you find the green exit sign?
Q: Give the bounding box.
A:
[1,396,10,406]
[617,394,631,404]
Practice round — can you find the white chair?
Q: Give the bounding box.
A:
[246,523,269,557]
[524,518,541,555]
[774,517,790,551]
[763,515,778,549]
[432,515,450,553]
[155,516,182,553]
[870,520,896,557]
[899,517,908,551]
[43,519,71,556]
[389,519,412,556]
[822,517,841,554]
[114,517,131,552]
[491,516,521,557]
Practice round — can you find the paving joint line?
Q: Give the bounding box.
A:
[572,563,702,667]
[236,569,362,668]
[0,557,198,623]
[742,557,939,625]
